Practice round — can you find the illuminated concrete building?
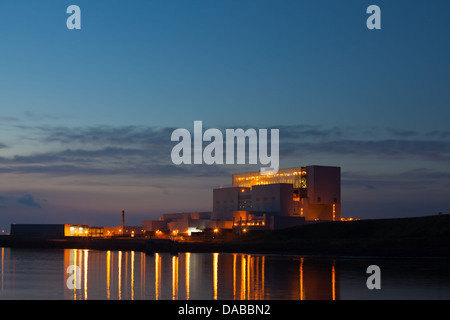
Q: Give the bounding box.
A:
[214,165,341,230]
[144,165,340,234]
[142,211,233,236]
[103,225,145,237]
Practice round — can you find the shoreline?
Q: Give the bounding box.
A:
[2,214,450,258]
[1,235,449,258]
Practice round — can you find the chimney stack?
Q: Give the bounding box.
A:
[122,210,125,236]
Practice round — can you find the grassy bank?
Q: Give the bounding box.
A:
[219,214,450,256]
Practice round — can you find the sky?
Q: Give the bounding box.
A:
[0,0,449,231]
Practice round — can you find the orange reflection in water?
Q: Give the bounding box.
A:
[332,260,336,300]
[118,251,122,299]
[155,252,161,300]
[172,255,178,300]
[185,252,190,300]
[300,257,304,300]
[63,249,88,300]
[232,254,237,300]
[84,249,88,300]
[63,250,338,300]
[1,248,4,292]
[213,253,218,300]
[106,250,111,299]
[131,251,135,300]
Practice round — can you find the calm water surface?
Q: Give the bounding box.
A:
[1,247,449,300]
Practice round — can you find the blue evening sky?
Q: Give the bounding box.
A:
[0,1,449,230]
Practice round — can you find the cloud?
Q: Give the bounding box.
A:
[0,124,176,176]
[1,147,162,165]
[16,194,41,208]
[386,128,419,138]
[278,125,450,163]
[0,116,20,123]
[2,123,449,180]
[1,123,450,222]
[281,139,450,163]
[22,125,176,147]
[276,124,348,141]
[22,111,67,122]
[0,193,43,209]
[341,168,450,219]
[0,145,232,178]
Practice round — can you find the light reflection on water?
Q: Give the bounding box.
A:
[1,247,450,300]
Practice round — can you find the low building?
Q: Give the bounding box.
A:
[143,212,233,236]
[142,219,168,233]
[232,210,306,232]
[10,224,103,238]
[104,226,145,237]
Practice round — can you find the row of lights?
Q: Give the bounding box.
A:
[69,226,89,235]
[234,221,265,227]
[235,171,305,181]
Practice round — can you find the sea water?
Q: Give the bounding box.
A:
[1,247,449,300]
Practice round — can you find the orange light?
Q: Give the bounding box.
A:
[341,217,359,221]
[213,228,219,233]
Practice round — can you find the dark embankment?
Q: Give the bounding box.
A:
[208,214,450,257]
[1,214,449,257]
[0,236,178,253]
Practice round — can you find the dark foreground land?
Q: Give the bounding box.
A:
[1,214,450,257]
[223,214,450,257]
